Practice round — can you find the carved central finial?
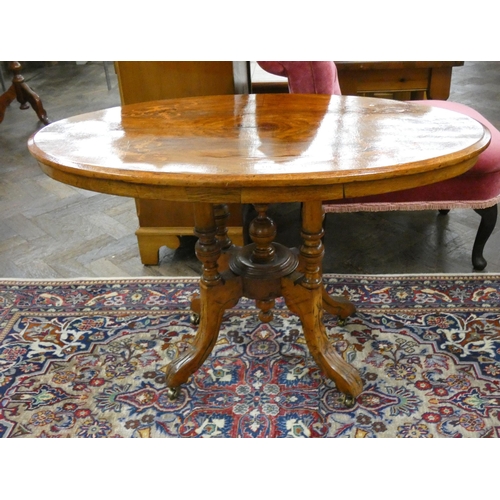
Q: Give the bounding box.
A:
[249,204,276,264]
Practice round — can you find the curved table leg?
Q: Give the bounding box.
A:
[165,276,241,396]
[282,277,363,400]
[166,202,243,398]
[300,201,356,322]
[289,200,362,401]
[188,203,237,325]
[189,294,201,324]
[322,289,356,322]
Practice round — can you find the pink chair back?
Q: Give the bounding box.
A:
[257,61,341,95]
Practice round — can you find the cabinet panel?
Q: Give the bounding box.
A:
[115,62,247,265]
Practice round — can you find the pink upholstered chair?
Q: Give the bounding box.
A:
[256,61,500,270]
[256,61,342,95]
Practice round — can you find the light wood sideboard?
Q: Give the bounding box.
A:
[115,62,248,264]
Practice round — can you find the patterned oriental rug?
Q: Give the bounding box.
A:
[1,274,500,438]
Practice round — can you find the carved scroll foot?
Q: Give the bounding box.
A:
[282,276,363,399]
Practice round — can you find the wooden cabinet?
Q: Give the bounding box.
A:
[116,61,250,105]
[250,61,463,100]
[335,61,463,100]
[115,62,248,265]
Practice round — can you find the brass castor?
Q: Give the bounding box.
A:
[167,387,179,401]
[338,318,347,327]
[190,312,200,325]
[341,393,356,408]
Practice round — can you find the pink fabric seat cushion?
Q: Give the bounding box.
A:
[324,100,500,212]
[257,61,342,95]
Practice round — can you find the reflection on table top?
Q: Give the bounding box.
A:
[28,94,490,204]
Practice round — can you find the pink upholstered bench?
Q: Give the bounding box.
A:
[324,100,500,270]
[257,62,500,270]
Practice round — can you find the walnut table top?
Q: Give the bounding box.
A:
[28,93,490,204]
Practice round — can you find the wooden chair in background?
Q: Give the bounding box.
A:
[0,62,49,125]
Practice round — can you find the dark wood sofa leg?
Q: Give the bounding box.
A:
[472,205,498,271]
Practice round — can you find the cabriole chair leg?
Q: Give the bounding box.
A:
[472,205,498,271]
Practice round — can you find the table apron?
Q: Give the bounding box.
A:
[37,156,479,205]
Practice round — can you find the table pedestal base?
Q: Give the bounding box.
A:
[164,201,363,405]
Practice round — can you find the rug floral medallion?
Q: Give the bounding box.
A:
[1,274,500,438]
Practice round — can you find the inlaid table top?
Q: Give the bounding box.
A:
[28,93,490,204]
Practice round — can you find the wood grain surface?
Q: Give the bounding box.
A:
[28,94,490,204]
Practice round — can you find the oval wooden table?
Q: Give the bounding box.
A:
[28,94,491,406]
